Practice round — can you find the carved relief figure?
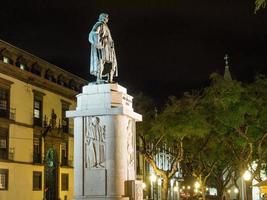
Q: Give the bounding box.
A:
[85,117,97,168]
[84,117,106,168]
[127,119,134,166]
[94,117,106,167]
[89,13,118,83]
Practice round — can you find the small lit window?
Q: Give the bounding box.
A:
[0,169,8,190]
[34,100,41,119]
[33,92,44,127]
[3,57,9,64]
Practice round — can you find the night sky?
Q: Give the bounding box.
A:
[1,0,267,102]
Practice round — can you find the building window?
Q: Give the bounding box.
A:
[61,174,69,191]
[0,169,8,190]
[0,88,9,118]
[0,128,8,159]
[33,171,42,191]
[61,103,69,133]
[20,63,25,70]
[33,97,42,126]
[61,142,68,166]
[31,65,41,76]
[3,57,9,64]
[33,137,42,163]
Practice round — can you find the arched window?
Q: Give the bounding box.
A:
[31,63,42,76]
[57,75,66,86]
[45,69,56,82]
[68,79,77,90]
[15,56,29,71]
[0,49,13,65]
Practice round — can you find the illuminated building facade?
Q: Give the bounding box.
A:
[0,40,87,200]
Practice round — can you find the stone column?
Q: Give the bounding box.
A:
[67,83,142,200]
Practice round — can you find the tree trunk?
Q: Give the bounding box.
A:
[201,185,206,200]
[217,186,224,200]
[161,178,169,200]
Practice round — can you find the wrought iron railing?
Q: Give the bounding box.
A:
[0,108,16,121]
[33,152,42,163]
[62,125,69,133]
[61,157,68,166]
[33,117,42,127]
[0,150,8,160]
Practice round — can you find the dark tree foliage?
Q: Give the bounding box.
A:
[134,92,209,200]
[255,0,266,12]
[134,73,267,200]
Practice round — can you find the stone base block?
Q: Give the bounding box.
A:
[85,169,106,196]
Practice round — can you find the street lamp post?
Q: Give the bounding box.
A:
[242,170,252,200]
[157,179,162,200]
[150,174,157,200]
[174,185,179,200]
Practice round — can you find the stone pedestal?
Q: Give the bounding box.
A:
[66,83,142,200]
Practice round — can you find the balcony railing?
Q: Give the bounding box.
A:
[0,150,8,160]
[33,117,42,127]
[60,125,73,135]
[33,152,42,163]
[62,125,69,133]
[61,158,73,167]
[0,108,16,120]
[61,157,68,166]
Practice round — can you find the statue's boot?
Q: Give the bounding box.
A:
[109,70,114,83]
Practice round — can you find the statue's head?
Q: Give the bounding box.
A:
[95,117,100,124]
[98,13,109,23]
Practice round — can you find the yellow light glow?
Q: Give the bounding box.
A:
[194,181,200,189]
[174,186,178,192]
[243,170,252,181]
[227,189,231,194]
[234,188,239,193]
[187,186,191,189]
[182,186,185,189]
[158,179,162,186]
[150,174,157,182]
[142,182,146,189]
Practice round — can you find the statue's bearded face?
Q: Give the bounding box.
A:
[99,14,109,23]
[103,16,109,23]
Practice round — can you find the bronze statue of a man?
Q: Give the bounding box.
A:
[89,13,118,83]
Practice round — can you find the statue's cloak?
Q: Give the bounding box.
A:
[89,21,118,77]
